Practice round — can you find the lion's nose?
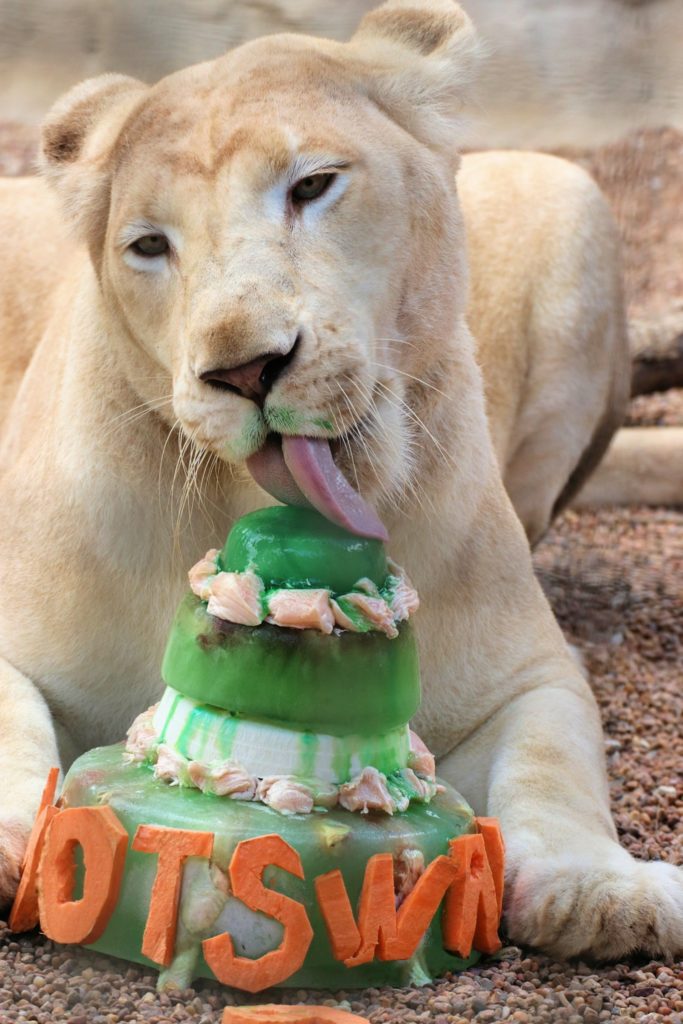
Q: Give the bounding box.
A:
[198,345,297,404]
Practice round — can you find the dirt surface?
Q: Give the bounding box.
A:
[0,126,681,1022]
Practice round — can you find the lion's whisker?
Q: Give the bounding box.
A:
[339,375,401,514]
[375,379,455,469]
[158,417,181,522]
[108,394,174,425]
[372,361,451,400]
[337,385,372,496]
[325,382,361,493]
[100,395,174,444]
[350,376,443,522]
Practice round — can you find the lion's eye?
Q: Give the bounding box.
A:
[130,233,169,257]
[291,173,335,204]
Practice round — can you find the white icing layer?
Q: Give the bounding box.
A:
[152,686,411,783]
[124,702,439,817]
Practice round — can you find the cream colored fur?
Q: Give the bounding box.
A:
[575,427,683,507]
[574,307,683,507]
[1,0,680,961]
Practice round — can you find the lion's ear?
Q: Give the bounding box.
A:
[350,0,482,149]
[40,74,147,243]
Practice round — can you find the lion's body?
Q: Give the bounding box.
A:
[0,0,680,962]
[0,178,68,417]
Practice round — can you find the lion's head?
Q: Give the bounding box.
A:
[40,0,481,536]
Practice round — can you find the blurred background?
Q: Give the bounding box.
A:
[1,0,682,148]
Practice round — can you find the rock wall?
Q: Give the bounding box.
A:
[1,0,682,147]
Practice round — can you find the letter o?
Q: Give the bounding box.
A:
[38,806,128,944]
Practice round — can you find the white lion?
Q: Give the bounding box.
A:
[0,0,680,960]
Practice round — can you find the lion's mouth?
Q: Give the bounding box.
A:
[246,434,388,541]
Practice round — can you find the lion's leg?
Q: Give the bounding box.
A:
[573,426,683,506]
[462,152,631,547]
[438,678,683,960]
[501,320,629,548]
[502,416,608,547]
[0,656,61,905]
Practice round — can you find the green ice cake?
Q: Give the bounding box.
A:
[59,505,485,990]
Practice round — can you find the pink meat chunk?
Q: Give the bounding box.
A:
[154,744,188,785]
[391,574,420,620]
[188,759,256,800]
[330,598,358,631]
[339,766,395,815]
[267,588,335,634]
[400,767,437,802]
[188,549,219,600]
[408,729,436,777]
[257,776,315,815]
[124,704,159,762]
[311,782,340,809]
[394,848,425,908]
[342,593,398,638]
[207,570,264,626]
[354,577,380,597]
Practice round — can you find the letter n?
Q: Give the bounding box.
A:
[442,833,502,958]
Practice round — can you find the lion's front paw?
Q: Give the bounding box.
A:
[0,819,29,910]
[507,854,683,961]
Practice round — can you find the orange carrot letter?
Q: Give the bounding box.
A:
[9,767,61,933]
[132,824,214,966]
[379,854,457,961]
[316,853,457,966]
[203,834,313,992]
[475,817,505,918]
[341,853,395,967]
[37,767,60,814]
[222,1007,370,1023]
[9,805,58,932]
[314,869,361,961]
[442,833,502,958]
[38,805,128,944]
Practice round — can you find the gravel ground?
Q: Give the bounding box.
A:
[627,389,683,428]
[0,125,681,1022]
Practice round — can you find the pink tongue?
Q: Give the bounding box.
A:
[246,436,388,542]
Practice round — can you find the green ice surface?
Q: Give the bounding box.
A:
[162,595,420,735]
[222,507,388,593]
[62,745,480,991]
